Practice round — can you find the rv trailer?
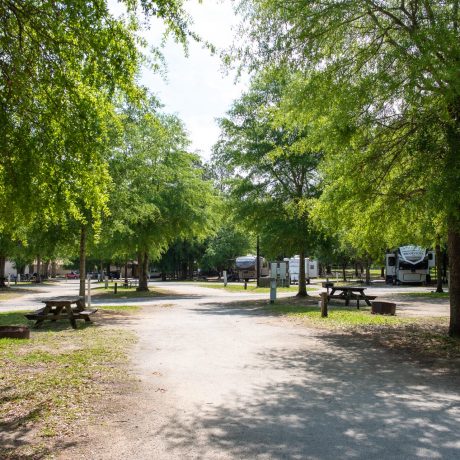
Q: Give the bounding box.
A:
[385,245,435,285]
[288,256,319,284]
[235,256,269,281]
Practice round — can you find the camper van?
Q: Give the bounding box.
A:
[385,245,435,284]
[288,256,319,284]
[235,256,269,281]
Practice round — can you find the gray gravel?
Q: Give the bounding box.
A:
[57,282,460,460]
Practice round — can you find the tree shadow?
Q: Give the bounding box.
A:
[150,333,460,459]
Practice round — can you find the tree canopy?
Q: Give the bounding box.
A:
[234,0,460,333]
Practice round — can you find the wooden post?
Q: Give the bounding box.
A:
[256,236,260,287]
[321,292,328,318]
[87,275,91,309]
[244,279,248,290]
[270,278,277,304]
[114,282,118,294]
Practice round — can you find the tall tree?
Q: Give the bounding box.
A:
[236,0,460,334]
[214,67,321,296]
[103,99,218,291]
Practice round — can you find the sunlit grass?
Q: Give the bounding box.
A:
[266,304,410,327]
[0,309,137,459]
[196,283,317,293]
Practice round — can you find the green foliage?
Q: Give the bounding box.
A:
[0,0,194,235]
[236,0,460,248]
[213,67,322,259]
[200,224,253,272]
[99,97,218,264]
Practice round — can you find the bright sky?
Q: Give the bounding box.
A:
[110,0,248,162]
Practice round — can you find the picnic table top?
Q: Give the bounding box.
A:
[41,296,83,304]
[330,286,367,292]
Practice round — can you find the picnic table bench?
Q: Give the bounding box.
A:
[114,278,139,288]
[25,297,98,329]
[327,286,376,309]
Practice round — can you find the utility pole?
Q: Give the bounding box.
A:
[256,235,260,287]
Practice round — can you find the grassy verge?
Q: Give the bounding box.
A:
[196,283,318,293]
[0,289,26,302]
[0,307,138,459]
[393,291,450,299]
[92,285,168,299]
[264,297,460,360]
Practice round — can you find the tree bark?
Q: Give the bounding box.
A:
[138,250,149,291]
[0,255,6,288]
[365,258,371,285]
[79,225,87,297]
[297,249,308,296]
[51,260,57,278]
[36,256,42,283]
[435,243,444,293]
[448,224,460,336]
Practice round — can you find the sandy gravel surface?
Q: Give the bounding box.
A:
[59,284,460,460]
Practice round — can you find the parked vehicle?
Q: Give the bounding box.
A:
[235,256,269,281]
[288,257,318,284]
[65,272,79,279]
[385,245,435,284]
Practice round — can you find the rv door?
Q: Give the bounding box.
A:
[385,254,396,284]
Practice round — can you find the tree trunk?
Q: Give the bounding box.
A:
[0,255,6,288]
[138,251,149,291]
[124,257,129,285]
[435,243,443,293]
[51,260,57,278]
[297,249,307,297]
[365,259,371,285]
[342,264,347,282]
[79,225,87,297]
[36,256,42,283]
[448,224,460,336]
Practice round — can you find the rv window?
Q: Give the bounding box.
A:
[388,256,395,267]
[428,253,433,260]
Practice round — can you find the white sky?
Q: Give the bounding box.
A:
[110,0,248,162]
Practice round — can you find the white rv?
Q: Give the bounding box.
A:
[235,256,269,281]
[288,256,318,284]
[385,245,435,284]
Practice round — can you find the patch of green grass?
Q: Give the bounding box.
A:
[267,303,410,328]
[0,309,137,458]
[0,288,28,302]
[197,283,317,293]
[0,310,31,326]
[92,285,167,299]
[97,305,141,312]
[395,291,449,299]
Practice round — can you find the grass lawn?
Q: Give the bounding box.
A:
[0,288,26,302]
[196,283,318,294]
[394,291,450,299]
[0,306,139,459]
[264,297,460,360]
[92,284,168,299]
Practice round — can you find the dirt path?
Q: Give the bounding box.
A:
[60,285,460,460]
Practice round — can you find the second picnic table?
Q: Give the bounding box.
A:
[25,296,97,329]
[327,286,376,309]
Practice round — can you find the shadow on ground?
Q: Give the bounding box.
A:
[152,331,460,459]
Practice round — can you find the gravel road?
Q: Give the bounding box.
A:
[59,283,460,460]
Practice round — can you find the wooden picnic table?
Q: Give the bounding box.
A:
[327,286,376,309]
[25,296,97,329]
